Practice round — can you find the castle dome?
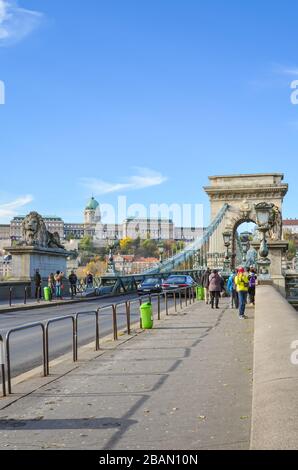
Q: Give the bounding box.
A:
[85,197,99,211]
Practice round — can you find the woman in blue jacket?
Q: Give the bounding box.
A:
[227,270,239,309]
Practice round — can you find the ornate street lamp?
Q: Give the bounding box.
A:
[193,251,199,270]
[106,235,120,275]
[239,231,251,264]
[223,231,232,271]
[158,242,164,265]
[255,202,274,278]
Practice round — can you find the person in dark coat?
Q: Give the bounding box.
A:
[208,269,222,309]
[85,272,94,289]
[202,268,211,304]
[34,269,42,300]
[69,271,78,297]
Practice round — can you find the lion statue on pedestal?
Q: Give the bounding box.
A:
[20,212,64,249]
[268,205,282,241]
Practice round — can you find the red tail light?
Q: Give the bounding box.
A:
[162,284,170,288]
[179,284,188,287]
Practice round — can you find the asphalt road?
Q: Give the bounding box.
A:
[0,292,178,378]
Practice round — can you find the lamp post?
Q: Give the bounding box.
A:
[106,236,120,275]
[255,202,273,278]
[223,231,232,272]
[240,232,251,265]
[193,251,199,270]
[214,252,220,269]
[158,242,164,265]
[295,251,298,273]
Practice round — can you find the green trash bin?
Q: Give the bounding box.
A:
[44,286,52,302]
[196,286,205,301]
[140,302,153,329]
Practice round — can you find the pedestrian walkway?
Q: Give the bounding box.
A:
[0,299,254,450]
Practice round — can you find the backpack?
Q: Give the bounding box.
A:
[249,275,256,288]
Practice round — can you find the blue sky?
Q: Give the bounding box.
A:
[0,0,298,227]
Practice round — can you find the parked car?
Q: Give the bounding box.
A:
[80,285,116,298]
[162,275,196,293]
[137,277,163,295]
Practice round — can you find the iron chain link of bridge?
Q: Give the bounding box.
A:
[0,285,198,398]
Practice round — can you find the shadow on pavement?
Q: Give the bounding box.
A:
[0,417,137,430]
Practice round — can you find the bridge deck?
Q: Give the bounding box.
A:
[0,299,254,450]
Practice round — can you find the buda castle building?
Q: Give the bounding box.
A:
[0,197,203,245]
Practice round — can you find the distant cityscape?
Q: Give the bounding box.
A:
[0,197,203,245]
[0,197,297,279]
[0,197,204,278]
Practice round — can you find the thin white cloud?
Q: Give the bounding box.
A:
[0,0,43,46]
[280,68,298,76]
[81,168,168,195]
[274,64,298,76]
[0,194,33,220]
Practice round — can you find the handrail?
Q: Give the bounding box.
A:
[2,285,198,396]
[75,310,100,360]
[5,322,46,395]
[0,334,6,397]
[45,316,76,376]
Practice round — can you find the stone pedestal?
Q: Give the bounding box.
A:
[252,240,289,296]
[7,246,69,283]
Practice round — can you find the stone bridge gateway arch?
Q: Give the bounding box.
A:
[204,173,289,294]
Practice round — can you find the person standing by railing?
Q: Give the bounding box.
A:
[34,269,42,300]
[48,273,55,299]
[85,272,94,289]
[202,267,211,305]
[54,271,64,299]
[69,270,78,297]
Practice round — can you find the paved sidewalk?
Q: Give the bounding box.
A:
[0,300,254,450]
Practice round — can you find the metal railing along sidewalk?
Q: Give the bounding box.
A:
[0,286,197,396]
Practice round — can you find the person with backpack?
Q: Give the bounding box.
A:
[202,267,211,305]
[227,270,239,309]
[248,268,257,306]
[234,267,249,319]
[208,269,222,309]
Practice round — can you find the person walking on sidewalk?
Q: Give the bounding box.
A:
[235,267,249,319]
[208,269,222,309]
[202,267,211,304]
[34,269,42,300]
[227,270,239,309]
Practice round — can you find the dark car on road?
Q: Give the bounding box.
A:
[162,275,196,293]
[137,278,163,295]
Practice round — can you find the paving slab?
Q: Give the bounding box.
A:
[0,299,254,450]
